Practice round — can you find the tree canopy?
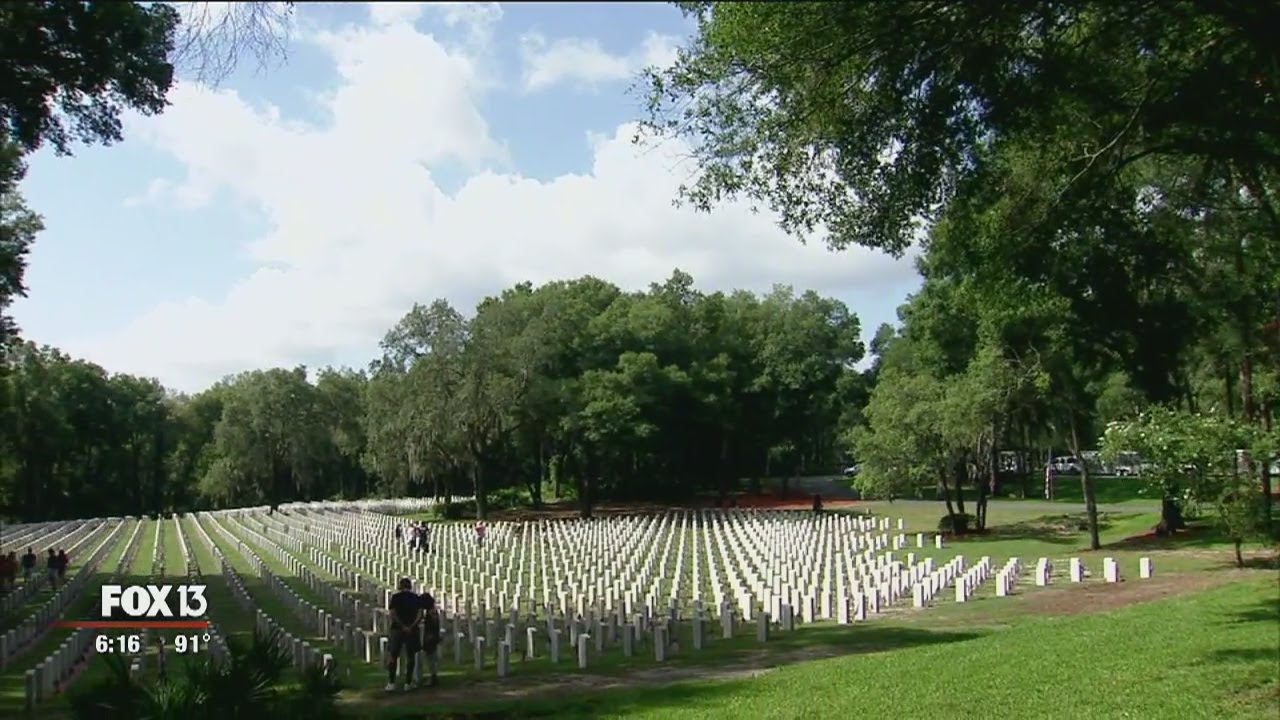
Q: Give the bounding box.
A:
[1,2,1276,547]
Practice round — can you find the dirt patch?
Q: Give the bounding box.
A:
[348,647,843,710]
[1018,570,1252,617]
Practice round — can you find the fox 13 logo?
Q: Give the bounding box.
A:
[100,584,208,620]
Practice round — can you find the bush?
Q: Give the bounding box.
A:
[67,627,339,720]
[431,501,471,520]
[937,513,973,534]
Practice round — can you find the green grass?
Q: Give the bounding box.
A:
[376,576,1280,720]
[0,523,117,633]
[0,521,136,717]
[872,475,1157,506]
[18,505,1270,719]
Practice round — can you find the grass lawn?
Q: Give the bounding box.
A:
[347,503,1277,720]
[394,575,1277,719]
[0,522,135,717]
[14,504,1272,719]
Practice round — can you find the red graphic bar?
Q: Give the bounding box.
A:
[53,620,210,630]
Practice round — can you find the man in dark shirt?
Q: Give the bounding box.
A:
[385,577,422,691]
[45,549,57,589]
[21,548,35,582]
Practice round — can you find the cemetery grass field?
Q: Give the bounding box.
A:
[389,575,1278,720]
[351,502,1279,720]
[4,502,1275,719]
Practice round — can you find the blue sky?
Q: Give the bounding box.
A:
[12,2,921,392]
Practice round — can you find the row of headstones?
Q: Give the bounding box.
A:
[226,515,392,659]
[276,496,474,516]
[202,514,366,670]
[0,520,128,670]
[225,511,894,684]
[0,520,98,615]
[266,507,903,636]
[243,506,920,658]
[256,609,339,676]
[254,512,387,607]
[293,504,926,622]
[1033,556,1154,585]
[173,517,228,663]
[22,628,95,709]
[363,507,929,632]
[179,517,238,662]
[23,518,146,709]
[394,596,817,681]
[0,519,75,560]
[218,513,374,638]
[1,516,131,545]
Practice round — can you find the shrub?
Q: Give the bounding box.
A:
[937,513,973,534]
[67,627,339,720]
[431,501,471,520]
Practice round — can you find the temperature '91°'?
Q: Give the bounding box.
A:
[100,584,208,619]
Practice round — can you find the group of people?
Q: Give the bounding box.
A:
[395,522,432,552]
[395,520,488,552]
[385,577,443,691]
[0,547,69,593]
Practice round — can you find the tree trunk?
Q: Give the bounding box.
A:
[574,447,594,519]
[939,468,957,527]
[552,454,562,499]
[1233,539,1245,567]
[1261,401,1274,531]
[1223,362,1236,417]
[717,433,729,504]
[1069,417,1101,550]
[471,460,488,520]
[952,458,968,518]
[1020,425,1031,499]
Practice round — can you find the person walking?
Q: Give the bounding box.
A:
[20,547,35,583]
[55,549,68,582]
[44,549,58,590]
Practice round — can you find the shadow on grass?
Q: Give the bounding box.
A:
[1208,647,1280,664]
[353,624,984,718]
[1220,597,1280,627]
[1103,521,1280,554]
[952,513,1142,546]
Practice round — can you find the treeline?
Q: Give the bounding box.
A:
[2,1,1279,555]
[0,272,869,520]
[639,2,1280,550]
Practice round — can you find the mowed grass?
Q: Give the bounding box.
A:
[357,501,1276,720]
[406,575,1277,720]
[0,521,136,717]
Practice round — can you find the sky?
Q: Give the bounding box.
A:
[12,2,922,394]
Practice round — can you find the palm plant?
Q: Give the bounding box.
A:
[67,627,341,720]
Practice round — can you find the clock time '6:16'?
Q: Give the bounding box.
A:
[96,634,143,654]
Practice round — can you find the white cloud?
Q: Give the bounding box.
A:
[520,31,681,92]
[79,15,917,392]
[367,2,430,28]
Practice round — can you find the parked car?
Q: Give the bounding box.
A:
[1048,456,1083,474]
[843,464,861,477]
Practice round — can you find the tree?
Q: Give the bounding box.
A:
[1,2,298,155]
[640,2,1279,254]
[0,1,179,155]
[170,2,295,86]
[1102,406,1277,566]
[0,144,41,346]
